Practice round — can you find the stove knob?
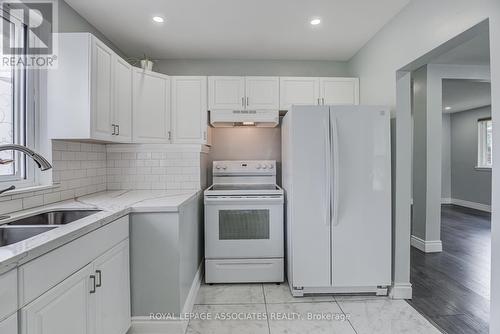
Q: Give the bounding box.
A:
[256,164,262,169]
[262,164,267,169]
[268,164,274,169]
[222,166,227,170]
[215,165,221,170]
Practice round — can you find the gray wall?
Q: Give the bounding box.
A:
[411,66,428,240]
[450,106,492,205]
[155,59,350,77]
[208,125,282,185]
[442,113,452,199]
[58,0,126,57]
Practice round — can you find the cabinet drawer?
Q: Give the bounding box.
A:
[205,258,284,283]
[0,313,17,334]
[0,270,17,320]
[19,215,129,307]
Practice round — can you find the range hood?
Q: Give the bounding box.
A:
[210,110,279,128]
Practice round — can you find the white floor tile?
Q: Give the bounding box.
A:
[263,282,335,304]
[266,302,356,334]
[186,304,269,334]
[195,283,265,305]
[338,299,441,334]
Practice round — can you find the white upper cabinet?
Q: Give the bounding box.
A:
[208,76,245,110]
[279,77,320,110]
[208,76,279,110]
[171,76,209,145]
[48,33,132,142]
[132,69,171,143]
[112,56,133,142]
[91,39,114,141]
[279,77,359,110]
[245,77,279,110]
[319,77,359,105]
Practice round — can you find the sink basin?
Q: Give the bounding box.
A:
[0,226,59,247]
[6,209,101,226]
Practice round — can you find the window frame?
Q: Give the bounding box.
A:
[0,10,37,187]
[477,117,493,169]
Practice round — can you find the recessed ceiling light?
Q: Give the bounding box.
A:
[445,106,452,110]
[310,18,321,26]
[152,16,164,23]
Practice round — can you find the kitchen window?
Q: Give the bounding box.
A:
[477,117,493,169]
[0,14,36,186]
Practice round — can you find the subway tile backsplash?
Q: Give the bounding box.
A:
[0,142,207,216]
[106,144,205,191]
[0,140,107,215]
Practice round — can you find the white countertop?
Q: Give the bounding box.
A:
[0,189,199,274]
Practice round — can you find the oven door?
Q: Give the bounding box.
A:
[204,196,284,259]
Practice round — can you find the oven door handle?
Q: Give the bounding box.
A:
[204,196,283,204]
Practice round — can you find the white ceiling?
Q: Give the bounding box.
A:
[64,0,410,60]
[442,80,491,113]
[431,32,490,66]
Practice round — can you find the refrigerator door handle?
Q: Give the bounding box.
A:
[331,114,340,226]
[323,117,331,226]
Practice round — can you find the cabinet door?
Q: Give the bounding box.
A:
[319,77,359,105]
[0,314,17,334]
[133,70,170,143]
[113,56,133,142]
[21,264,94,334]
[245,77,279,110]
[171,76,208,144]
[91,38,114,141]
[279,77,320,110]
[208,76,245,110]
[94,240,130,334]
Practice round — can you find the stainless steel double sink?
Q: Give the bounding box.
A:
[0,209,101,247]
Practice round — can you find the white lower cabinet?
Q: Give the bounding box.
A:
[94,241,131,334]
[19,218,131,334]
[21,264,94,334]
[0,314,18,334]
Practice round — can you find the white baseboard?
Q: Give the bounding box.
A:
[128,262,204,334]
[182,261,203,315]
[389,283,413,300]
[410,235,442,253]
[448,198,491,212]
[441,197,452,204]
[128,318,187,334]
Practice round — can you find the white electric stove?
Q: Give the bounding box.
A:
[204,160,284,283]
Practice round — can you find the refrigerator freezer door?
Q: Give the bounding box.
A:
[330,106,392,287]
[282,105,332,288]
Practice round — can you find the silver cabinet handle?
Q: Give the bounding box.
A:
[168,131,172,141]
[90,275,96,293]
[317,98,320,105]
[322,98,325,105]
[246,97,249,106]
[116,124,120,136]
[242,97,245,107]
[95,270,102,287]
[111,124,116,135]
[203,131,207,141]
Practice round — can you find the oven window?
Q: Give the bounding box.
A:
[219,210,270,240]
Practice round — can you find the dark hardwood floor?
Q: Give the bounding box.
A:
[408,204,491,334]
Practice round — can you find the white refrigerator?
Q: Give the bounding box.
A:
[282,105,392,296]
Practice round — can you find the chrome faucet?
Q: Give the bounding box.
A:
[0,144,52,194]
[0,144,52,171]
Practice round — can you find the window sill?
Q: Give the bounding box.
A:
[0,183,60,197]
[475,166,492,171]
